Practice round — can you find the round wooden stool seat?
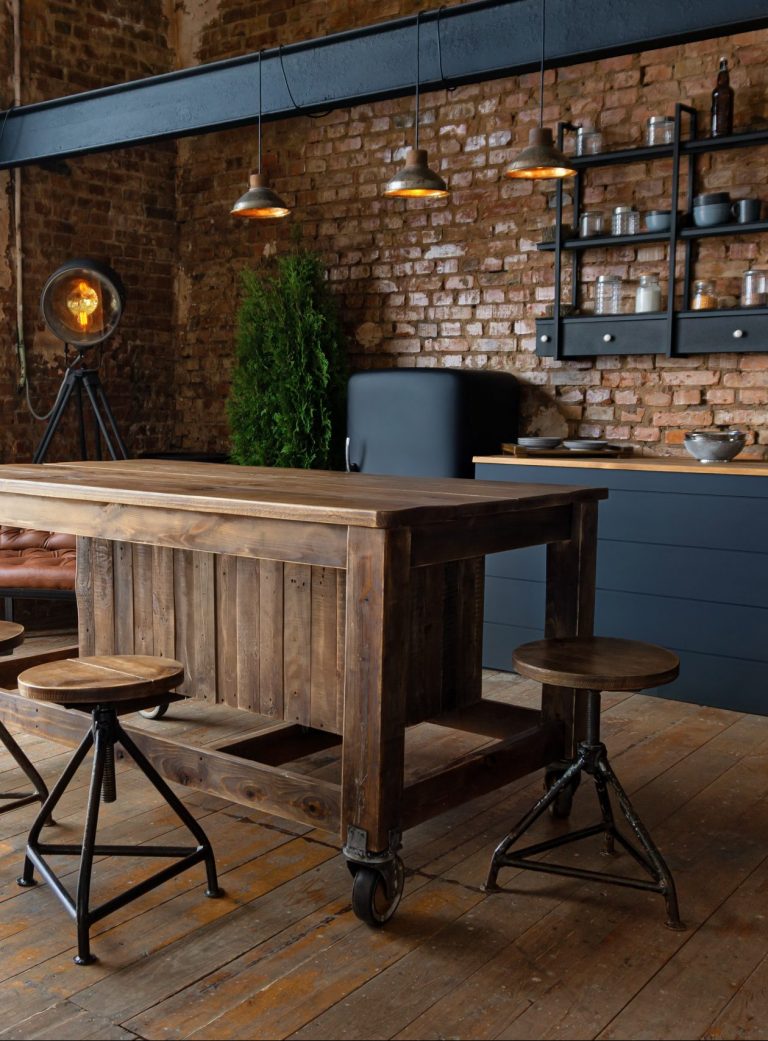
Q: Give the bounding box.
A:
[17,654,184,708]
[0,620,24,654]
[513,636,679,692]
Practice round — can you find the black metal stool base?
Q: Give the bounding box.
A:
[484,729,684,930]
[17,704,222,965]
[0,720,53,822]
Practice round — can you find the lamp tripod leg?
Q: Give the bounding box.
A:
[32,369,77,464]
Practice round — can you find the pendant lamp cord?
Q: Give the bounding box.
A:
[257,51,262,176]
[539,0,546,127]
[415,11,421,151]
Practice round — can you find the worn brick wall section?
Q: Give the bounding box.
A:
[174,4,768,457]
[0,0,177,463]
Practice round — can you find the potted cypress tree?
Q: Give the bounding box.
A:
[227,247,348,470]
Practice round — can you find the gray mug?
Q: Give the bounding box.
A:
[731,198,761,223]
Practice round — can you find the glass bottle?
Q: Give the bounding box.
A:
[635,275,662,313]
[691,280,717,310]
[595,275,623,315]
[711,58,734,138]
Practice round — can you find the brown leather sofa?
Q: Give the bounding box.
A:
[0,527,76,621]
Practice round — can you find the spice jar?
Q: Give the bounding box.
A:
[612,206,640,236]
[646,116,675,146]
[741,270,767,308]
[595,274,623,315]
[635,274,662,313]
[579,211,604,238]
[691,280,717,310]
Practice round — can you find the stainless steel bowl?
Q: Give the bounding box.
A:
[684,429,746,463]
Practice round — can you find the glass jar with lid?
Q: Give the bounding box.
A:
[576,127,603,156]
[646,116,675,146]
[635,274,662,313]
[691,280,717,310]
[741,270,767,308]
[595,274,623,315]
[612,206,640,236]
[579,211,604,238]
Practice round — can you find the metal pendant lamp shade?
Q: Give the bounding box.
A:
[505,0,575,181]
[505,127,574,180]
[231,173,290,218]
[384,12,448,200]
[231,51,290,219]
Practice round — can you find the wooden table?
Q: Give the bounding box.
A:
[0,460,605,923]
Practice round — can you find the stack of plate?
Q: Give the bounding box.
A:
[517,437,562,450]
[563,439,613,453]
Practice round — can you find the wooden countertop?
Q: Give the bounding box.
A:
[473,454,768,477]
[0,459,606,529]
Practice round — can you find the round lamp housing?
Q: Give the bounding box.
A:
[384,148,448,198]
[40,259,125,349]
[505,127,576,180]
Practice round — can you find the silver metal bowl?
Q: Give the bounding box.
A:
[684,429,746,463]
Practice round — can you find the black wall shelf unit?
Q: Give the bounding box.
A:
[536,103,768,358]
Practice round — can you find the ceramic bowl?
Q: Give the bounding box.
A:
[684,429,746,463]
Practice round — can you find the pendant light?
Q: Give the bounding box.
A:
[231,51,290,219]
[384,12,448,199]
[505,0,575,180]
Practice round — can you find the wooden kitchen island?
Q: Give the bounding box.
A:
[0,459,605,923]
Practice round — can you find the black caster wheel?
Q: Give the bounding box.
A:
[351,856,405,927]
[139,701,169,721]
[544,766,580,820]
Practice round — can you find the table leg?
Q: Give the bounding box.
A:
[341,526,410,925]
[542,500,598,757]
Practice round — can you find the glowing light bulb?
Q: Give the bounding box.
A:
[66,280,99,329]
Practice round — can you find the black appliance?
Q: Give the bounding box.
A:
[346,369,518,478]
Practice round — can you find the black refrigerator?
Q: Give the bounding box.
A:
[345,369,519,478]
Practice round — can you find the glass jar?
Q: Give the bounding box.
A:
[692,280,718,310]
[576,128,603,156]
[741,269,767,308]
[635,274,662,313]
[579,211,604,238]
[595,274,623,315]
[646,116,675,146]
[612,206,640,236]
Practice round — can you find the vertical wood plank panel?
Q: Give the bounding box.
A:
[76,536,95,656]
[132,543,154,655]
[92,537,116,656]
[284,563,312,725]
[259,559,284,718]
[173,548,194,696]
[151,545,175,660]
[405,563,444,725]
[113,541,135,655]
[216,554,238,708]
[194,551,217,703]
[235,556,260,712]
[310,567,340,733]
[336,570,346,734]
[454,556,485,709]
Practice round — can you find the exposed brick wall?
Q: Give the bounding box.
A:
[173,5,768,456]
[0,0,178,464]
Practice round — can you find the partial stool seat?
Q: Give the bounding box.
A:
[16,654,222,965]
[485,636,684,929]
[0,620,52,818]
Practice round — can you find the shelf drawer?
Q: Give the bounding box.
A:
[676,309,768,353]
[536,315,667,357]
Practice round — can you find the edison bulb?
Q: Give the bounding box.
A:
[66,280,99,329]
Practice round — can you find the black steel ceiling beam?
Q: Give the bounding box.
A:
[2,0,767,170]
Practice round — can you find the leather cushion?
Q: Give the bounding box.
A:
[0,527,76,590]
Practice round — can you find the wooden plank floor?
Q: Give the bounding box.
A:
[0,635,767,1039]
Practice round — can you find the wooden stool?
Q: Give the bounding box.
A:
[484,637,684,930]
[0,620,52,818]
[16,655,222,964]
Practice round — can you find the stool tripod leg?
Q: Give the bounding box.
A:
[593,772,617,856]
[484,756,585,891]
[0,720,53,821]
[74,725,108,965]
[596,755,684,931]
[18,728,94,887]
[116,726,222,897]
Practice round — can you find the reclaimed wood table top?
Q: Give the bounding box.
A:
[0,459,607,528]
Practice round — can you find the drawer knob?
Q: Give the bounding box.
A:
[603,333,614,343]
[733,328,745,339]
[540,334,551,343]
